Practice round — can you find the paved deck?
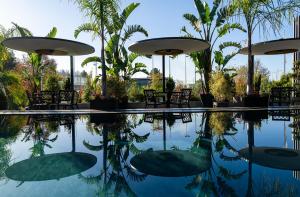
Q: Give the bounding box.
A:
[0,106,299,115]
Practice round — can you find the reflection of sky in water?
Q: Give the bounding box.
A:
[0,112,299,197]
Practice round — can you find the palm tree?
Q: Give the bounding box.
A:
[73,0,119,97]
[228,0,300,95]
[77,2,148,82]
[182,0,245,93]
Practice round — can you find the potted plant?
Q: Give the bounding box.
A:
[209,71,233,107]
[166,77,175,107]
[243,74,269,107]
[90,76,127,110]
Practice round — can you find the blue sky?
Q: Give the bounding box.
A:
[0,0,295,82]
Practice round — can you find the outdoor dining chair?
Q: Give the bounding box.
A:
[57,90,74,109]
[170,89,192,107]
[144,89,165,108]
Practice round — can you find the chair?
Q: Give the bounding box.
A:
[26,91,48,110]
[269,87,293,106]
[40,91,57,109]
[57,90,74,109]
[170,89,192,107]
[180,89,192,107]
[144,89,165,108]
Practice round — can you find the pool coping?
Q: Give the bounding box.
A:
[0,106,299,115]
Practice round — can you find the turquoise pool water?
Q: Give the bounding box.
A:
[0,111,299,196]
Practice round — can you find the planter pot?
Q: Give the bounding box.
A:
[90,114,121,125]
[243,94,269,107]
[118,96,128,109]
[243,110,268,122]
[213,101,229,107]
[0,93,8,110]
[90,97,117,110]
[200,94,214,107]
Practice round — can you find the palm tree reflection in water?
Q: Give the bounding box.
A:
[81,114,150,196]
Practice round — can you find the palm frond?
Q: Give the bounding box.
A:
[46,27,57,38]
[123,25,148,42]
[74,23,99,38]
[81,56,101,67]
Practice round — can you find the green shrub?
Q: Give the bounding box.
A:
[128,82,144,102]
[107,76,127,100]
[166,77,175,92]
[64,78,71,90]
[45,75,61,91]
[209,71,233,102]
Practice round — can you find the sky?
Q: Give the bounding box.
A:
[0,0,295,83]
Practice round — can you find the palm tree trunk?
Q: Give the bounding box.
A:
[247,27,254,95]
[100,3,107,97]
[203,49,212,94]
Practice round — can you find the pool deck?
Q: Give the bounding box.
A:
[0,106,299,115]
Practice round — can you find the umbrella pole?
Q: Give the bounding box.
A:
[72,121,76,152]
[163,113,166,150]
[70,56,74,91]
[162,55,166,93]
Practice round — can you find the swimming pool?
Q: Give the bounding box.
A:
[0,110,299,196]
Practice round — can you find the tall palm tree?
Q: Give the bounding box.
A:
[182,0,245,93]
[228,0,300,95]
[77,2,148,84]
[73,0,119,97]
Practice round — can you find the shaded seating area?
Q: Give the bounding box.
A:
[269,87,294,106]
[27,90,79,110]
[144,89,192,108]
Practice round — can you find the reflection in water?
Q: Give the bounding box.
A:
[80,114,149,197]
[0,116,27,183]
[5,152,97,181]
[130,150,211,177]
[239,147,300,170]
[5,115,97,184]
[0,111,299,196]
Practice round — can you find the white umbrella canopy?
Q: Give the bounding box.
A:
[2,37,95,91]
[129,37,210,93]
[129,37,210,56]
[2,37,95,56]
[239,38,300,55]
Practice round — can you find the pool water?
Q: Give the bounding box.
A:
[0,111,299,197]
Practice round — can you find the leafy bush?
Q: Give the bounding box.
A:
[83,75,93,102]
[209,71,233,102]
[148,72,162,91]
[166,77,175,92]
[191,80,203,100]
[44,74,61,91]
[128,82,144,102]
[64,78,71,90]
[107,76,127,100]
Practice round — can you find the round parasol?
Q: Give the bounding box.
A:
[2,37,95,91]
[239,146,300,170]
[239,38,300,55]
[129,37,210,93]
